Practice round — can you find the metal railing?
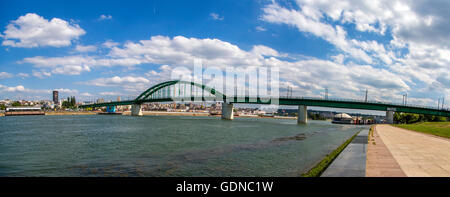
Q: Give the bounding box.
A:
[82,95,448,111]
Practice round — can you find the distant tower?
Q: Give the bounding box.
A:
[365,89,368,102]
[287,86,290,98]
[117,96,121,102]
[53,91,59,104]
[325,88,328,99]
[442,98,445,109]
[402,93,408,105]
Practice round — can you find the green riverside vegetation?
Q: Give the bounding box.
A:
[394,112,448,124]
[301,130,360,177]
[393,122,450,139]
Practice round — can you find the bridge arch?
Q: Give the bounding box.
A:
[134,80,227,103]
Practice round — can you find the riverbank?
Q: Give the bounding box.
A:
[392,122,450,139]
[301,129,362,177]
[123,111,210,116]
[2,110,309,120]
[122,111,298,120]
[45,111,97,115]
[321,128,369,177]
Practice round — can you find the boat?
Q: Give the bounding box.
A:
[331,113,354,124]
[5,107,45,116]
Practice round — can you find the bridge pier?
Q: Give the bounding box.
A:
[385,111,394,124]
[131,104,143,116]
[297,105,308,124]
[221,102,234,120]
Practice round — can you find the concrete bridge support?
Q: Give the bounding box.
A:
[131,104,143,116]
[297,105,308,124]
[385,111,394,124]
[221,102,234,120]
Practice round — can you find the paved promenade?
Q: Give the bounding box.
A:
[366,126,406,177]
[373,124,450,177]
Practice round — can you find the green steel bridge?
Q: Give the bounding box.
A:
[80,80,450,122]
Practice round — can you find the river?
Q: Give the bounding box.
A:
[0,115,367,177]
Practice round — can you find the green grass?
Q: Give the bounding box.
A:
[392,122,450,139]
[301,130,360,177]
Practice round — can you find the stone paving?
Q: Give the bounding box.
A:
[366,126,406,177]
[374,124,450,177]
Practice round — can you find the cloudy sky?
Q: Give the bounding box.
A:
[0,0,449,108]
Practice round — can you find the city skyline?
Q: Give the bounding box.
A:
[0,0,449,108]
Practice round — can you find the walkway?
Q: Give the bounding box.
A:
[366,126,406,177]
[374,124,450,177]
[321,128,368,177]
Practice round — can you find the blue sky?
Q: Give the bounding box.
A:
[0,0,449,110]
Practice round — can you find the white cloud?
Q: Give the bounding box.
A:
[98,14,113,21]
[2,85,25,92]
[80,92,93,97]
[261,3,374,64]
[17,73,29,78]
[0,72,13,79]
[24,56,94,75]
[1,13,85,48]
[32,70,51,78]
[0,84,89,100]
[81,75,151,93]
[0,84,49,94]
[107,35,266,69]
[210,13,224,21]
[54,88,79,95]
[259,0,450,106]
[331,54,345,64]
[99,92,121,96]
[251,45,280,57]
[75,44,97,53]
[82,76,150,87]
[295,0,450,48]
[102,40,119,48]
[255,26,267,32]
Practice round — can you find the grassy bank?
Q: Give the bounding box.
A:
[392,122,450,139]
[301,129,361,177]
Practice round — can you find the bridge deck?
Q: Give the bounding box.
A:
[80,96,450,117]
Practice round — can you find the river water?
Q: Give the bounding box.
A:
[0,115,367,177]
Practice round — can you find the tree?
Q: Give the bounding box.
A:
[405,113,419,124]
[394,112,447,124]
[433,116,447,122]
[394,112,403,123]
[71,96,76,106]
[12,101,21,106]
[61,96,77,109]
[424,114,434,122]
